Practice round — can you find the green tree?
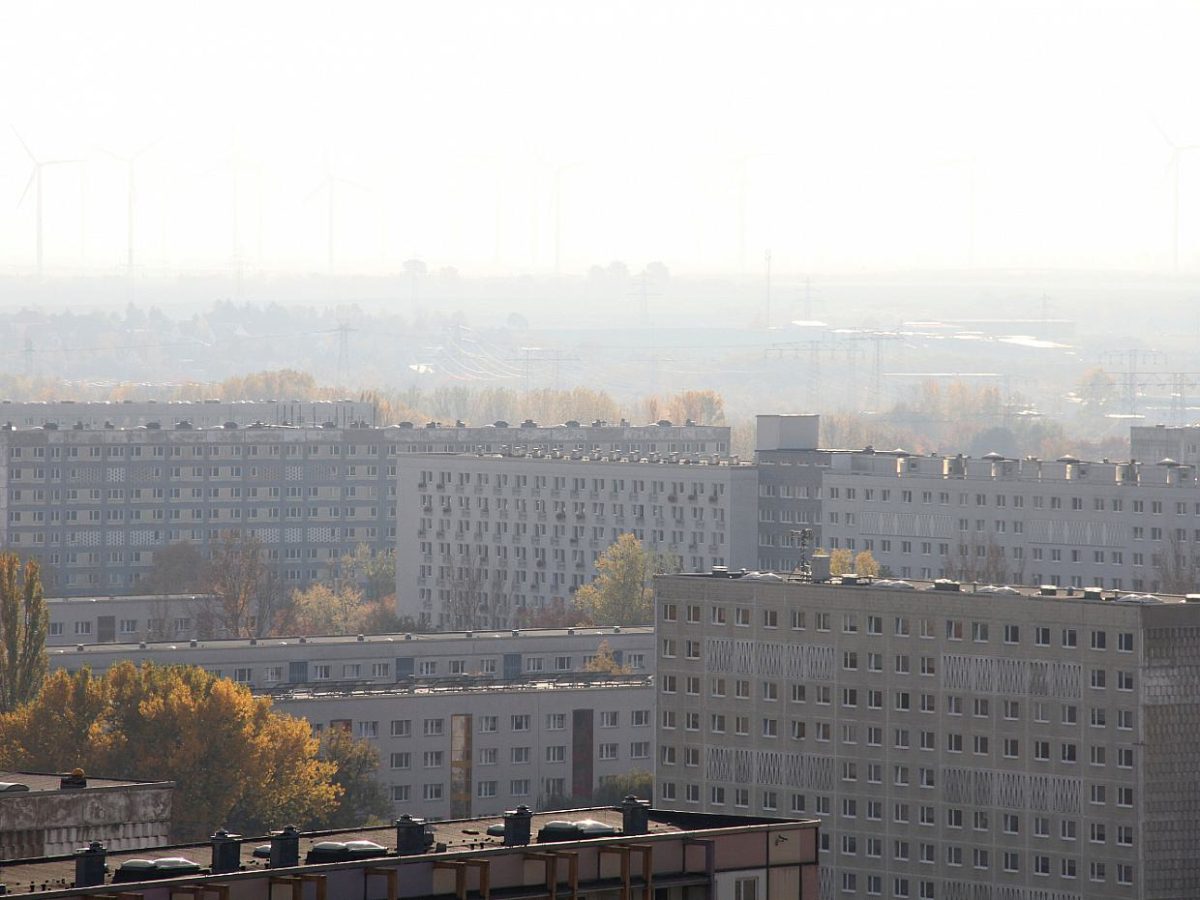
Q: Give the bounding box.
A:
[573,534,659,626]
[315,727,391,828]
[592,771,654,806]
[0,554,47,713]
[335,544,396,603]
[289,583,366,636]
[0,663,339,841]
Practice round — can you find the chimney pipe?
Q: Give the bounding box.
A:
[269,825,300,868]
[210,829,242,874]
[395,815,427,856]
[503,805,533,846]
[622,795,650,836]
[74,841,107,888]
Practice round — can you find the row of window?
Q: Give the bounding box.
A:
[828,483,1197,517]
[387,740,650,769]
[381,710,651,739]
[664,604,1137,652]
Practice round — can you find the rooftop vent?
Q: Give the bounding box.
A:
[1039,585,1058,597]
[536,819,619,843]
[0,782,30,793]
[74,841,107,888]
[210,829,242,874]
[112,857,203,884]
[395,814,432,856]
[305,841,389,864]
[503,805,533,846]
[932,579,961,592]
[60,768,86,789]
[622,795,650,836]
[269,825,300,869]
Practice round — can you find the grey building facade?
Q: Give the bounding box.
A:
[0,420,727,597]
[656,571,1200,900]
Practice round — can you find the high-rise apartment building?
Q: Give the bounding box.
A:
[656,571,1200,900]
[396,451,758,628]
[0,419,727,596]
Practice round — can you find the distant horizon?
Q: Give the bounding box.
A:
[3,1,1200,277]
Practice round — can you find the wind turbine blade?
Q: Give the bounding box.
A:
[17,169,36,207]
[134,138,160,160]
[1152,118,1178,150]
[11,126,36,163]
[334,176,371,193]
[304,178,329,202]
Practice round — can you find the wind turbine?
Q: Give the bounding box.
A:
[13,127,81,278]
[1155,122,1200,272]
[306,154,368,275]
[552,161,583,276]
[103,140,158,278]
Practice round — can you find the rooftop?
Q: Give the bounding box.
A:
[269,673,651,701]
[669,569,1200,606]
[0,804,811,898]
[49,625,651,657]
[0,772,168,793]
[416,450,750,466]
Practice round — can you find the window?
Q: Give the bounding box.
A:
[600,710,620,728]
[511,747,530,764]
[511,779,530,796]
[478,748,497,765]
[422,783,443,801]
[391,719,411,737]
[511,714,531,731]
[389,752,411,769]
[423,718,444,736]
[545,745,566,763]
[479,715,498,733]
[356,720,378,739]
[390,785,410,802]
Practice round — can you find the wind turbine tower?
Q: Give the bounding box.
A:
[1156,122,1200,272]
[13,128,80,278]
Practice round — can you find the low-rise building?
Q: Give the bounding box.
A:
[0,771,173,860]
[46,594,212,645]
[274,674,656,820]
[0,802,819,900]
[48,625,654,687]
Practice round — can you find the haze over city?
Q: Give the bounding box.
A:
[3,0,1200,278]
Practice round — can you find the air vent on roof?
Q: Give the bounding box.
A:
[536,819,620,843]
[305,841,389,864]
[932,579,961,592]
[0,782,30,792]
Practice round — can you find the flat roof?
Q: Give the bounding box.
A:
[0,805,814,896]
[270,673,651,700]
[0,772,170,793]
[49,625,651,657]
[665,570,1198,606]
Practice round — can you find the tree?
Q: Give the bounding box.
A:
[335,544,396,603]
[573,534,660,626]
[204,531,284,638]
[582,639,630,675]
[853,550,880,578]
[0,663,340,842]
[0,554,47,714]
[313,727,391,829]
[289,583,366,636]
[141,542,210,595]
[592,771,653,806]
[828,548,853,576]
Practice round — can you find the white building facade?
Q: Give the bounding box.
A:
[396,452,758,629]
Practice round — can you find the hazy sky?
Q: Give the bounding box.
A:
[2,0,1199,277]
